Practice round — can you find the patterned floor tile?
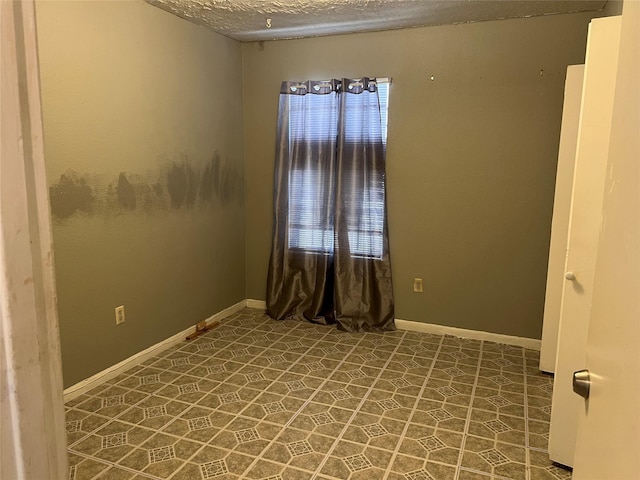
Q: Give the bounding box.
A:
[67,453,111,480]
[320,444,393,478]
[65,308,565,480]
[472,386,526,417]
[529,449,573,480]
[65,409,113,446]
[397,423,463,466]
[467,408,527,446]
[388,456,457,480]
[461,436,527,480]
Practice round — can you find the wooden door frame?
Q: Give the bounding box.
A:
[0,1,67,478]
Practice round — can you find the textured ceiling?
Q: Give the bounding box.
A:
[146,0,607,42]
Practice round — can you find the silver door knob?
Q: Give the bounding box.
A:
[565,272,576,281]
[573,369,590,399]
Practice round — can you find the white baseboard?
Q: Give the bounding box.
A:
[246,299,267,310]
[64,300,540,402]
[395,318,541,350]
[244,300,539,350]
[63,300,247,402]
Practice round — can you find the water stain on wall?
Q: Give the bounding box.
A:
[153,183,163,197]
[200,156,215,203]
[219,163,242,205]
[49,152,243,220]
[117,173,136,210]
[167,162,191,208]
[201,152,243,206]
[49,170,94,219]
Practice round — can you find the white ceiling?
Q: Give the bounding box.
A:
[146,0,607,42]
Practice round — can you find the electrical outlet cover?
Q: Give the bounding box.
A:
[115,305,125,325]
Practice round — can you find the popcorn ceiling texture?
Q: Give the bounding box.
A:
[145,0,606,41]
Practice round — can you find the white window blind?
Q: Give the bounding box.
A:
[287,79,390,258]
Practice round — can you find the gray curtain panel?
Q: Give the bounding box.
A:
[266,78,395,332]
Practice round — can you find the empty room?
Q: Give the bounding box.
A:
[1,0,638,480]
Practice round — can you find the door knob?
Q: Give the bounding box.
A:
[565,271,576,281]
[573,369,590,399]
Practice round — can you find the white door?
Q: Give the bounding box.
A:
[539,64,584,374]
[572,1,640,478]
[548,15,622,467]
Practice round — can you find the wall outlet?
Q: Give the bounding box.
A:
[115,305,125,325]
[413,277,423,293]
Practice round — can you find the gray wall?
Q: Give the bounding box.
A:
[604,0,624,16]
[37,1,245,387]
[243,12,596,339]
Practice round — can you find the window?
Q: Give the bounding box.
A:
[287,80,389,258]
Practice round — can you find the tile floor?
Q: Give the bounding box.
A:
[65,308,571,480]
